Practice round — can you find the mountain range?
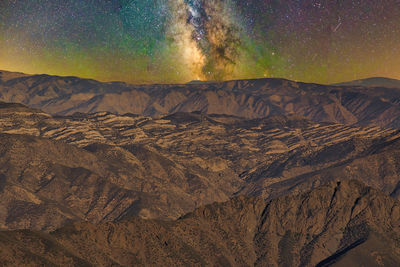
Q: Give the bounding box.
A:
[1,71,400,265]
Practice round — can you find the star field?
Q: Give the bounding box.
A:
[0,0,399,84]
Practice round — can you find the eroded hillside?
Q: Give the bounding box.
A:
[1,102,400,232]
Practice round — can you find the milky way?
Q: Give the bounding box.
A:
[0,0,400,84]
[170,0,242,80]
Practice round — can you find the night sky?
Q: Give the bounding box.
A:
[1,0,399,84]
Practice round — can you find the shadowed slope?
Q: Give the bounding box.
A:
[0,180,399,266]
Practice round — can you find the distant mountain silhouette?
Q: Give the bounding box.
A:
[186,80,217,84]
[333,77,400,89]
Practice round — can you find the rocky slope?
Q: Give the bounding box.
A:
[2,70,400,128]
[0,180,399,266]
[1,102,400,232]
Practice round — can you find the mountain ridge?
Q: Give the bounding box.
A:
[2,70,400,128]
